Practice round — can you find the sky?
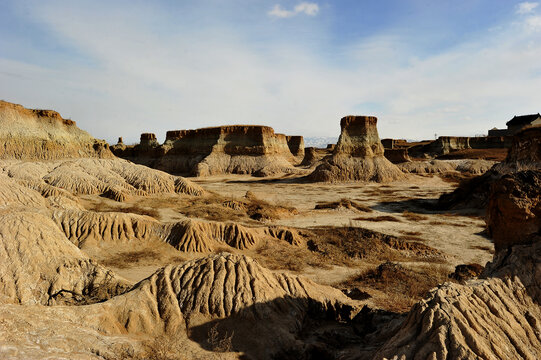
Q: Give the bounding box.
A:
[1,0,540,143]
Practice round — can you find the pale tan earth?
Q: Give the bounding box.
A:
[2,101,540,360]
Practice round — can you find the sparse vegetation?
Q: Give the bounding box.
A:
[401,211,429,221]
[354,215,402,222]
[341,261,452,312]
[85,200,162,220]
[207,324,234,352]
[315,198,372,212]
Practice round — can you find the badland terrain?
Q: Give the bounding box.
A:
[1,99,540,359]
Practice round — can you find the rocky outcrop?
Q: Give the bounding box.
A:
[486,170,541,251]
[439,127,541,209]
[113,126,302,177]
[86,253,354,358]
[375,168,541,359]
[308,116,403,182]
[1,158,204,201]
[384,149,411,163]
[499,126,541,170]
[286,135,305,160]
[409,135,512,158]
[0,100,113,160]
[0,210,130,306]
[381,138,408,149]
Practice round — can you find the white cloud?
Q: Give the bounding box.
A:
[268,2,319,18]
[517,2,539,14]
[526,15,541,31]
[294,2,319,16]
[1,0,540,143]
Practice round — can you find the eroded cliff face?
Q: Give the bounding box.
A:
[439,126,541,209]
[375,169,541,360]
[503,126,541,166]
[114,125,302,176]
[309,116,403,182]
[286,135,305,160]
[0,101,112,160]
[486,170,541,251]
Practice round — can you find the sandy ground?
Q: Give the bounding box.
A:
[193,174,493,268]
[78,172,494,303]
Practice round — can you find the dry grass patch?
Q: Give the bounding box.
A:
[401,211,429,221]
[176,192,298,223]
[86,200,161,220]
[100,248,185,269]
[470,244,494,254]
[341,261,452,313]
[315,198,372,212]
[354,215,402,222]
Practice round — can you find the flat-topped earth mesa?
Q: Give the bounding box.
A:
[0,100,112,159]
[308,115,404,182]
[113,125,306,177]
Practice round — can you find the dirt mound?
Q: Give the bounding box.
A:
[503,126,541,166]
[384,148,411,163]
[0,210,130,305]
[1,158,204,200]
[0,174,47,209]
[129,253,351,319]
[114,125,303,177]
[52,208,300,252]
[286,135,305,160]
[375,166,541,359]
[90,253,354,358]
[439,127,541,209]
[51,209,161,248]
[486,170,541,252]
[0,100,112,160]
[399,159,495,175]
[374,240,541,359]
[309,116,403,182]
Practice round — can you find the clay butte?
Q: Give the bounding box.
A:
[113,125,304,177]
[308,115,404,182]
[0,100,112,160]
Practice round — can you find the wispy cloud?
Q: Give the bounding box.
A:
[268,2,319,18]
[1,1,540,143]
[517,2,539,14]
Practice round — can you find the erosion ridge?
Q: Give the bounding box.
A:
[0,100,112,159]
[375,168,541,359]
[51,208,300,252]
[439,125,541,209]
[113,125,305,176]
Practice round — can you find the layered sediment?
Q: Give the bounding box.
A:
[376,168,541,360]
[309,116,403,182]
[439,126,541,209]
[0,100,112,160]
[114,125,302,176]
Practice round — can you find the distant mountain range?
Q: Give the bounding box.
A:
[304,137,338,148]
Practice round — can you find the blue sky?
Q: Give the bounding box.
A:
[1,0,540,143]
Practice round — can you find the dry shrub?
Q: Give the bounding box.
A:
[315,198,372,212]
[470,244,495,254]
[401,230,422,236]
[100,249,184,269]
[175,193,297,223]
[401,211,428,221]
[142,334,188,360]
[86,200,161,220]
[207,324,234,352]
[343,261,452,313]
[438,171,473,184]
[354,215,401,222]
[253,239,327,272]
